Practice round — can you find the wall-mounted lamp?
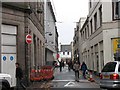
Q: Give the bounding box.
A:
[26,5,43,14]
[36,8,43,14]
[77,54,79,57]
[45,40,54,44]
[45,32,52,36]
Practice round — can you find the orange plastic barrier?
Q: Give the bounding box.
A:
[30,66,54,81]
[41,66,54,80]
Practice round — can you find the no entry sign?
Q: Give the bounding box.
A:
[26,34,32,44]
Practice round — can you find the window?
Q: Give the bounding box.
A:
[118,64,120,72]
[76,36,79,41]
[116,2,119,16]
[89,0,92,8]
[102,62,117,72]
[99,5,102,26]
[85,28,87,39]
[87,25,89,38]
[65,49,67,52]
[90,19,93,34]
[81,32,83,41]
[77,26,79,31]
[83,31,85,40]
[113,1,120,20]
[94,13,97,30]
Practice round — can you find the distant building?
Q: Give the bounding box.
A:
[73,18,86,62]
[60,44,72,63]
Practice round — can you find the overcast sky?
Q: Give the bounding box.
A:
[52,0,89,44]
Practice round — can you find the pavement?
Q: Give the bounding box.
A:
[26,81,52,90]
[26,68,100,90]
[80,70,100,84]
[91,72,100,84]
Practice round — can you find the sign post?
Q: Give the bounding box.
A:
[26,34,32,44]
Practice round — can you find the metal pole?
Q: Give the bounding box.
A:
[25,12,30,86]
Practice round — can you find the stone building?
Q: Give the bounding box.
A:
[1,1,45,86]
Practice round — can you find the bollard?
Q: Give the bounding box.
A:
[89,72,95,82]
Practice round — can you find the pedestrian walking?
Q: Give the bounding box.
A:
[15,63,24,90]
[73,61,80,82]
[62,60,65,68]
[81,62,87,79]
[59,61,62,72]
[68,60,72,71]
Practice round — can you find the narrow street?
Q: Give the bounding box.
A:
[51,66,100,89]
[0,1,120,90]
[26,65,108,90]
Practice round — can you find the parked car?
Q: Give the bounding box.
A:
[100,61,120,89]
[0,73,11,90]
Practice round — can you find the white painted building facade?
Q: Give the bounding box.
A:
[60,44,72,63]
[79,0,120,73]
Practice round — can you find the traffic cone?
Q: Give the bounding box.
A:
[89,72,95,82]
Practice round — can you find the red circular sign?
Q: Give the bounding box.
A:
[26,34,32,44]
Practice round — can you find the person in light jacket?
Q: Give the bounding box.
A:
[73,61,80,82]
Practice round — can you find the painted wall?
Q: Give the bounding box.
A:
[103,28,119,65]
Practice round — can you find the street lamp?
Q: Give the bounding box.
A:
[45,32,52,36]
[77,54,79,58]
[45,40,54,45]
[26,4,43,14]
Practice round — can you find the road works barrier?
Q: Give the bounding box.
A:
[86,71,95,82]
[30,66,54,81]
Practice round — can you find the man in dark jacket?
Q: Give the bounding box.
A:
[15,63,23,90]
[59,61,63,72]
[81,62,87,79]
